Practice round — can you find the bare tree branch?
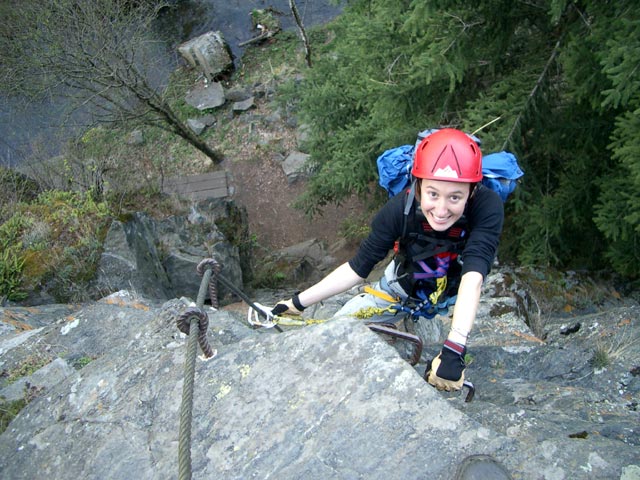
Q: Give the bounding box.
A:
[1,0,222,163]
[289,0,312,68]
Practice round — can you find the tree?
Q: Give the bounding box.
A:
[285,0,640,278]
[289,0,312,68]
[0,0,223,164]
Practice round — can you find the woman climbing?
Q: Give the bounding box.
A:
[271,128,504,392]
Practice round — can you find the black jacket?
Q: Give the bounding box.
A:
[349,184,504,298]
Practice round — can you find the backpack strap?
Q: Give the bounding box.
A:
[401,180,417,240]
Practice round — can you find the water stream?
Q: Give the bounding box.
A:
[0,0,341,167]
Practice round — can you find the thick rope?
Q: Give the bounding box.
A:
[177,260,219,480]
[196,258,221,308]
[352,305,399,319]
[177,310,201,480]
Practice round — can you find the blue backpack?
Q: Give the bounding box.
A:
[377,129,524,201]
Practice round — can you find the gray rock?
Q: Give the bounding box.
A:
[93,201,246,303]
[178,31,233,80]
[232,97,254,112]
[264,107,283,125]
[0,303,511,479]
[125,129,144,145]
[186,118,207,135]
[279,238,329,266]
[185,81,225,110]
[296,122,312,151]
[0,358,74,402]
[186,115,217,135]
[0,304,81,332]
[92,214,173,300]
[282,150,310,183]
[225,87,251,102]
[1,273,638,480]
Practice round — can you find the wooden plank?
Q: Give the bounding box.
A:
[165,185,228,197]
[182,189,228,201]
[165,177,227,191]
[164,171,227,186]
[163,171,229,199]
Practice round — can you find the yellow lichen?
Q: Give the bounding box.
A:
[239,364,251,378]
[216,384,232,401]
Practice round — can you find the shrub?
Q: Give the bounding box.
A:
[0,215,28,302]
[0,190,111,303]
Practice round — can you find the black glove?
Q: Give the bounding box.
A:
[427,340,466,391]
[271,301,298,316]
[436,340,466,380]
[271,293,306,316]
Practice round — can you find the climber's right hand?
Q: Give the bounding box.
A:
[271,293,306,316]
[271,299,303,316]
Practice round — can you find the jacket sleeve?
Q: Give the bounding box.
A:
[461,186,505,279]
[348,193,406,278]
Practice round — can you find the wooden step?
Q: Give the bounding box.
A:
[163,171,229,200]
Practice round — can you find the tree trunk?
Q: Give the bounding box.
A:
[289,0,312,68]
[146,92,224,164]
[173,125,224,164]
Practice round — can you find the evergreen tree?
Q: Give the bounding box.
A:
[286,0,639,278]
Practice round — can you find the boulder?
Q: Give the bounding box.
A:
[93,213,173,300]
[0,276,639,479]
[281,151,310,183]
[232,97,255,112]
[0,358,75,402]
[185,81,226,110]
[178,31,233,80]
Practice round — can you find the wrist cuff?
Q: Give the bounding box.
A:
[443,339,465,356]
[292,292,306,311]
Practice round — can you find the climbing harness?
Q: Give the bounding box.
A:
[363,285,399,304]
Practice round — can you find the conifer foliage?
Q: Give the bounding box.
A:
[289,0,639,278]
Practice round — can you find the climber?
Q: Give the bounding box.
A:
[272,128,504,392]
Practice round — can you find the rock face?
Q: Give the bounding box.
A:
[92,200,246,303]
[0,270,638,479]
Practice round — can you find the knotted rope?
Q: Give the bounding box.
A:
[196,258,222,308]
[177,258,220,480]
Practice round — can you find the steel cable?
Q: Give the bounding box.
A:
[176,259,219,480]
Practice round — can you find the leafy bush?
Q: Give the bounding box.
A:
[0,190,111,303]
[0,216,28,301]
[0,398,27,434]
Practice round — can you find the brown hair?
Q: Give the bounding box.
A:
[412,178,477,202]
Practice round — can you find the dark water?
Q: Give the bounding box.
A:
[156,0,342,61]
[0,0,342,167]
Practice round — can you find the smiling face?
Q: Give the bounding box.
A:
[419,179,471,231]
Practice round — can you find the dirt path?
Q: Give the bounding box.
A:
[212,93,368,266]
[226,152,364,265]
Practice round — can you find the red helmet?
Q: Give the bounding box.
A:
[412,128,482,182]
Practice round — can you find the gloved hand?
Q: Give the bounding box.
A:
[271,293,306,316]
[271,299,302,316]
[426,340,466,391]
